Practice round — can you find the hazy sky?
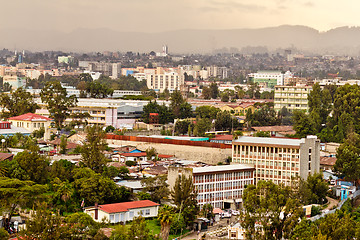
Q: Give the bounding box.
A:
[1,0,359,32]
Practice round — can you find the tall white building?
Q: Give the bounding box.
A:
[232,136,320,186]
[146,72,184,93]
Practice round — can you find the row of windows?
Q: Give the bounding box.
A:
[194,171,252,182]
[256,169,298,177]
[234,145,299,154]
[237,159,300,167]
[196,180,252,191]
[16,122,45,128]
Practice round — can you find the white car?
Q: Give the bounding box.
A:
[221,212,232,218]
[231,210,240,215]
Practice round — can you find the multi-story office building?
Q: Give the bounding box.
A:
[146,72,184,93]
[248,71,293,89]
[168,165,255,209]
[274,85,312,112]
[35,98,169,128]
[232,136,320,186]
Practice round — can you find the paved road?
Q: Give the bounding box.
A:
[325,196,339,211]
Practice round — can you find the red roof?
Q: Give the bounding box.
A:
[211,135,233,141]
[8,113,52,121]
[121,152,146,157]
[213,208,224,214]
[158,154,174,158]
[99,200,159,213]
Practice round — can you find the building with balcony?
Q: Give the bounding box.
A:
[274,85,312,112]
[232,136,320,186]
[146,72,184,93]
[168,165,255,209]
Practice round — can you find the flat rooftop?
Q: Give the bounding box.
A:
[233,136,303,146]
[193,164,254,174]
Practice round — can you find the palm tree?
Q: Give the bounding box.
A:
[158,205,175,240]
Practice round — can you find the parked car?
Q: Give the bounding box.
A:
[231,210,240,215]
[221,211,231,218]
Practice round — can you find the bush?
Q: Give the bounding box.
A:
[311,205,321,217]
[0,228,9,239]
[125,160,136,167]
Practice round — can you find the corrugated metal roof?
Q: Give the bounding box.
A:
[233,136,303,146]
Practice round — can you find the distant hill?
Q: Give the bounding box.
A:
[2,25,360,55]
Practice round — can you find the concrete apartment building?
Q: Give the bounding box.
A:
[146,72,184,93]
[168,165,255,209]
[232,136,320,186]
[274,85,312,112]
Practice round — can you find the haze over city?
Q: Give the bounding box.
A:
[1,0,359,32]
[0,0,360,53]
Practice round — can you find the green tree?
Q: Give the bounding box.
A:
[334,132,360,181]
[60,134,67,154]
[292,110,315,138]
[146,147,157,161]
[193,118,212,137]
[127,216,153,240]
[50,159,75,182]
[0,87,38,118]
[303,173,328,204]
[158,205,175,240]
[81,125,107,173]
[200,203,214,220]
[202,86,211,99]
[2,82,11,92]
[235,85,245,99]
[142,100,174,124]
[241,180,303,240]
[209,82,219,99]
[291,219,313,240]
[171,175,199,227]
[140,175,169,203]
[73,168,130,206]
[0,178,47,230]
[220,92,229,102]
[40,81,78,128]
[86,81,114,98]
[175,120,191,135]
[195,106,220,119]
[12,150,49,184]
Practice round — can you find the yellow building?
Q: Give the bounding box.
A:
[8,113,53,139]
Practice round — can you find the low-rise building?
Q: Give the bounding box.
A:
[8,113,53,139]
[84,200,159,223]
[232,136,320,186]
[168,165,255,209]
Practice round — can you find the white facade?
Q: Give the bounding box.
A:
[274,85,312,112]
[146,72,184,93]
[168,165,255,209]
[232,136,320,186]
[84,201,159,224]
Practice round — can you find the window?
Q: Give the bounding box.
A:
[145,209,150,215]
